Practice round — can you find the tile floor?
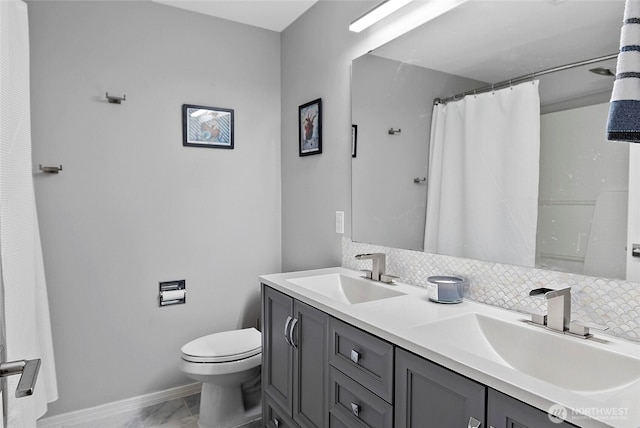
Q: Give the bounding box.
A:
[68,393,262,428]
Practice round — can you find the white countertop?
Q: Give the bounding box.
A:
[260,267,640,428]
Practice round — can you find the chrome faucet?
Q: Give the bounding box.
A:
[354,253,397,284]
[529,287,571,332]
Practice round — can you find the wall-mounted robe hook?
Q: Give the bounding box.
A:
[39,164,63,174]
[105,92,126,104]
[388,128,401,135]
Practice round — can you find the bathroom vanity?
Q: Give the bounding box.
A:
[260,267,640,428]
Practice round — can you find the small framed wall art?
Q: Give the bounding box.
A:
[182,104,234,149]
[299,98,322,156]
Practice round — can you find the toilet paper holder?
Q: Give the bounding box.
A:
[159,280,186,307]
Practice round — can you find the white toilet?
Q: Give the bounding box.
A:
[180,328,262,428]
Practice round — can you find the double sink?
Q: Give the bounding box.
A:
[283,270,640,425]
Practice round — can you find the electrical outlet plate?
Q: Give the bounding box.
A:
[336,211,344,234]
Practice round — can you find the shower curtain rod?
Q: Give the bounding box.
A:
[433,53,618,105]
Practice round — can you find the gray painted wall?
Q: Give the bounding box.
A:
[28,1,281,416]
[281,0,430,271]
[281,1,363,272]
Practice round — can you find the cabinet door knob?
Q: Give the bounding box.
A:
[350,349,360,364]
[273,418,280,427]
[468,416,482,428]
[351,402,360,417]
[284,316,293,346]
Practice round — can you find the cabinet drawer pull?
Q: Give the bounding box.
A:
[351,402,360,417]
[350,349,360,364]
[290,317,299,348]
[284,316,293,346]
[468,416,481,428]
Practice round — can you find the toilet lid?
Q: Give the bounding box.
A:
[181,328,261,363]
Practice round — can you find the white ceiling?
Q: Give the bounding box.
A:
[370,0,625,111]
[154,0,624,111]
[153,0,318,32]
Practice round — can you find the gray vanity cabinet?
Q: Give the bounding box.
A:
[262,285,329,428]
[488,389,578,428]
[395,348,486,427]
[263,285,582,428]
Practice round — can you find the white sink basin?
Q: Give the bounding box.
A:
[287,273,406,305]
[409,313,640,397]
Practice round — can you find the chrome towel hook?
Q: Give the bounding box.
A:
[105,92,126,104]
[39,164,63,174]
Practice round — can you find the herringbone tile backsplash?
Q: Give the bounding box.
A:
[342,238,640,342]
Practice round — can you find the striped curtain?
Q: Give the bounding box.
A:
[607,0,640,142]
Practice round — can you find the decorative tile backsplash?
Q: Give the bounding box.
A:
[342,238,640,342]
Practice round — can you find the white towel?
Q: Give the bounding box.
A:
[607,0,640,142]
[0,1,58,425]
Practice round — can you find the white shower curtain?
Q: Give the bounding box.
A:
[424,81,541,267]
[0,0,58,425]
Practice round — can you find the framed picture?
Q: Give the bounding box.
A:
[352,124,358,158]
[299,98,322,156]
[182,104,234,149]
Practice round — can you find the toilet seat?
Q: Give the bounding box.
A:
[181,327,261,364]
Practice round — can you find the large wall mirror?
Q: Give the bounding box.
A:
[351,0,632,280]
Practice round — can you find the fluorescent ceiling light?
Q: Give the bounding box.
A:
[349,0,413,33]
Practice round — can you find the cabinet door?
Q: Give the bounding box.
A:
[292,300,329,428]
[395,348,485,428]
[488,389,578,428]
[263,286,294,415]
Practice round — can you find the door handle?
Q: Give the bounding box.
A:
[289,318,299,349]
[284,316,293,346]
[0,359,41,398]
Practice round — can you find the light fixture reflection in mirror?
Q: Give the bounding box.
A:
[351,0,630,280]
[349,0,412,33]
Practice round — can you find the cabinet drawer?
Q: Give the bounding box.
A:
[487,389,579,428]
[264,393,297,428]
[329,412,352,428]
[329,317,394,402]
[329,368,393,428]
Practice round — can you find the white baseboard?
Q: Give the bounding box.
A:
[36,383,201,428]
